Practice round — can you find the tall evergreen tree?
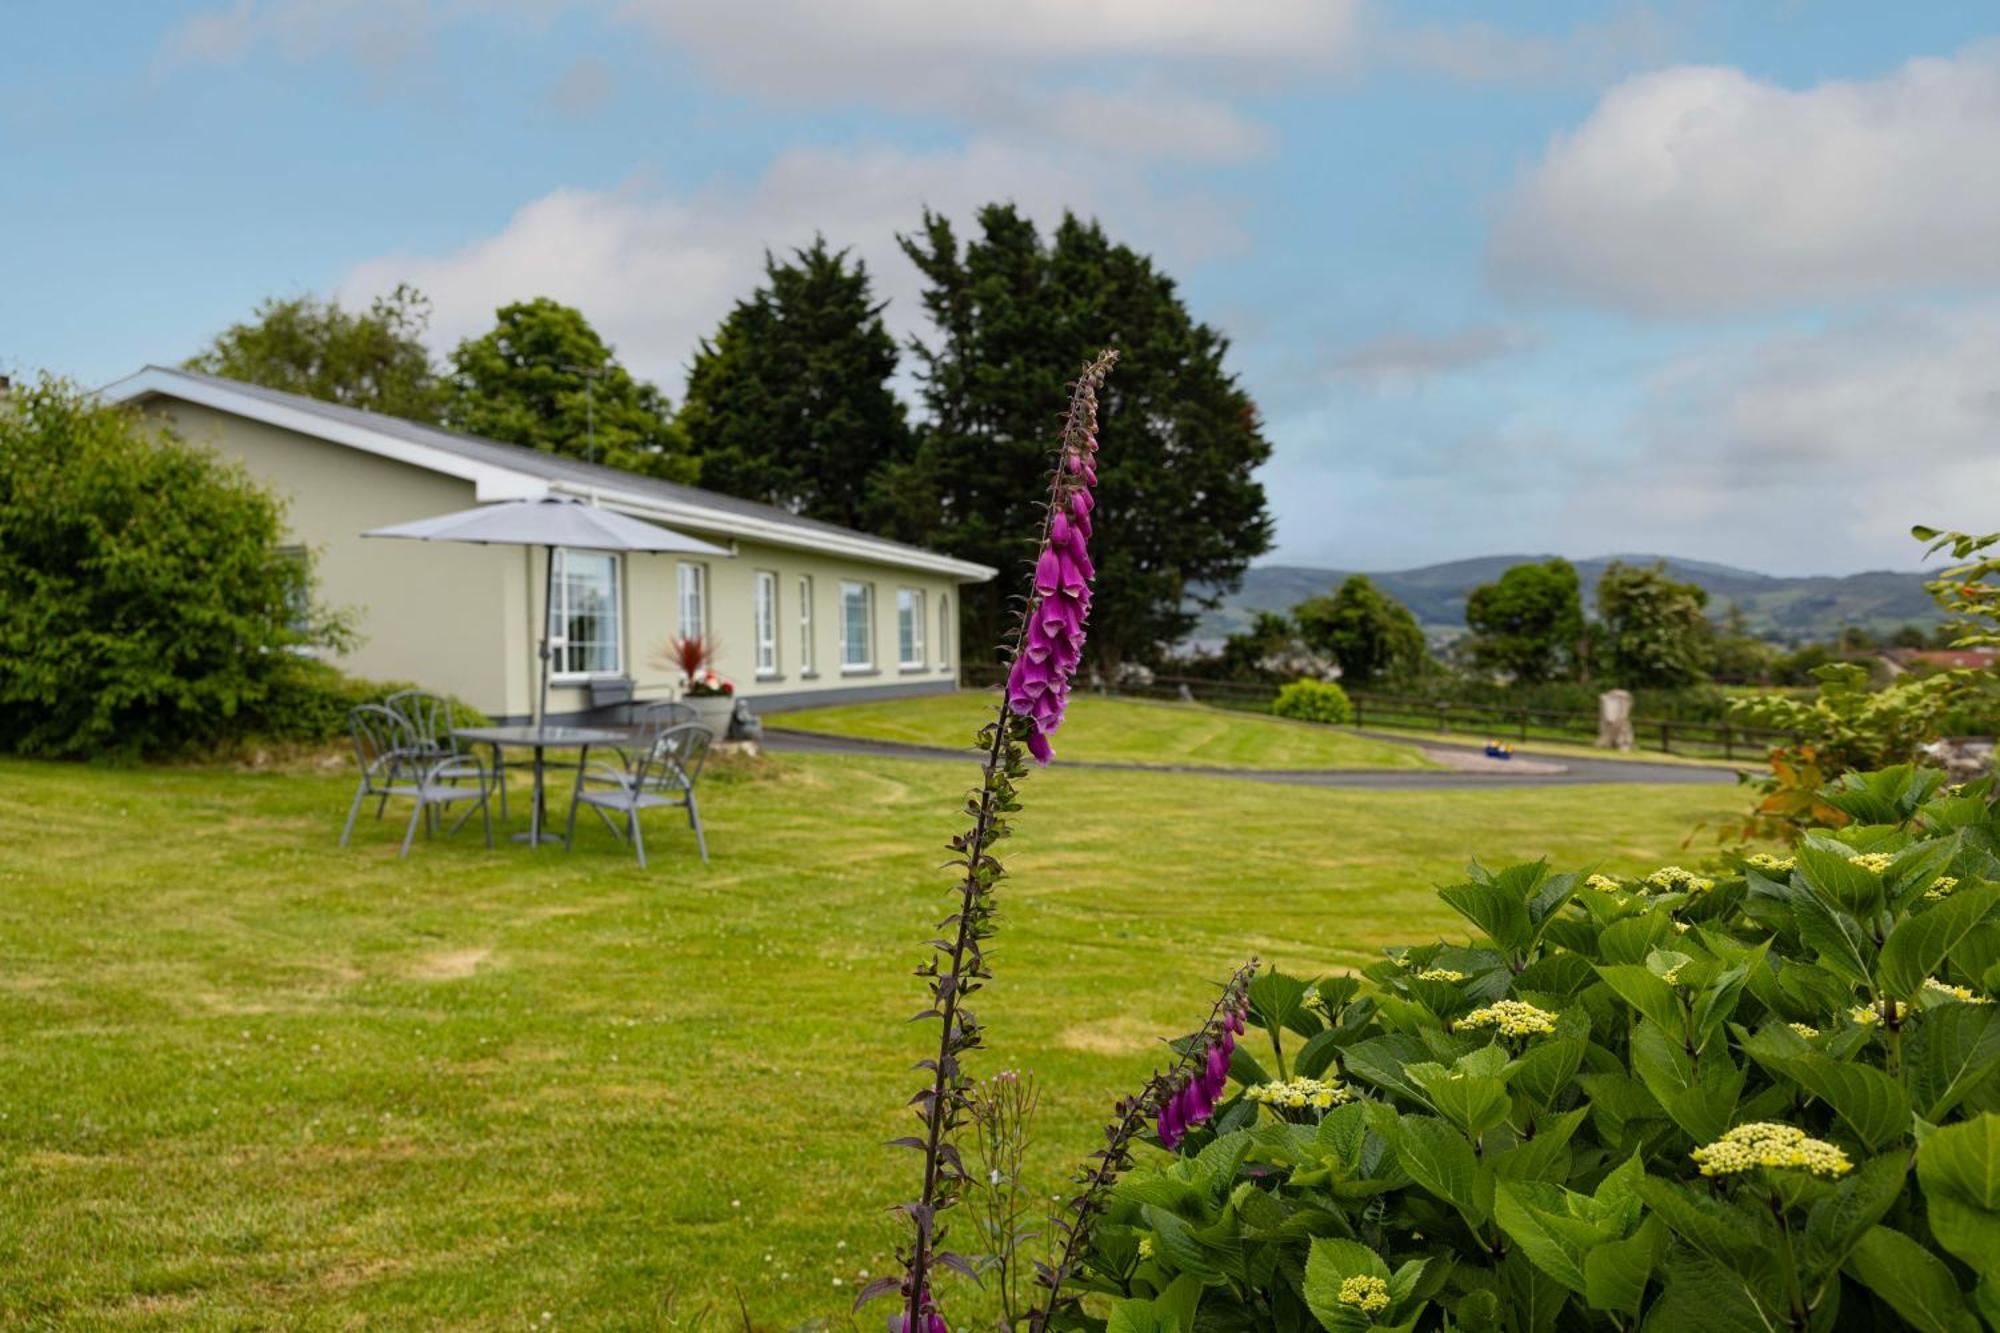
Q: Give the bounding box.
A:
[446,298,694,482]
[679,239,912,529]
[901,205,1273,671]
[185,284,444,423]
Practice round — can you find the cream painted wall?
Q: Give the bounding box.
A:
[150,400,972,719]
[153,402,517,710]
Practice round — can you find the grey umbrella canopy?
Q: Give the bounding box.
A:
[366,496,731,726]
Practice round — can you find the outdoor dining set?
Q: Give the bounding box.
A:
[338,692,713,868]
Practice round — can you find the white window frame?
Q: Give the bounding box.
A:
[839,580,874,672]
[676,561,706,641]
[549,547,624,680]
[937,593,951,671]
[798,574,816,676]
[897,587,926,670]
[753,570,779,678]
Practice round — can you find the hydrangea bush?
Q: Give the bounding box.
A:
[1047,762,2000,1331]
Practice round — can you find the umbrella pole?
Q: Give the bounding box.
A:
[538,544,554,729]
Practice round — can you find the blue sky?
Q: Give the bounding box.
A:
[7,2,2000,576]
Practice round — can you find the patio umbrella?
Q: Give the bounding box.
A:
[365,495,730,726]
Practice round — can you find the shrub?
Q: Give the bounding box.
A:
[1272,679,1354,725]
[0,375,347,758]
[1045,762,2000,1332]
[241,656,488,747]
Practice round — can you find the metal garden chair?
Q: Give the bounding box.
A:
[384,688,505,820]
[563,722,712,867]
[340,704,495,857]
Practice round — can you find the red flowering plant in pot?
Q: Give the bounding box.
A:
[856,349,1258,1333]
[652,634,734,735]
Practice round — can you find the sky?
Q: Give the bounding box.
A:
[6,2,2000,577]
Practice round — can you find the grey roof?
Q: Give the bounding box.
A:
[115,365,994,579]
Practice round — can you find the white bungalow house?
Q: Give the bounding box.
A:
[103,367,996,722]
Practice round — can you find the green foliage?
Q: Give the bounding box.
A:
[446,298,695,482]
[1595,561,1715,688]
[1464,558,1585,683]
[1735,663,1962,774]
[1063,763,2000,1332]
[0,376,347,758]
[679,238,913,531]
[1293,576,1430,688]
[1271,679,1354,726]
[900,205,1272,670]
[185,283,446,423]
[241,656,488,746]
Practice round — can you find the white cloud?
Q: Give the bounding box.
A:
[1553,306,2000,568]
[1380,6,1674,88]
[1492,44,2000,315]
[340,141,1244,394]
[1328,325,1535,386]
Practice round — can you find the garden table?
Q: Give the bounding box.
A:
[454,725,625,848]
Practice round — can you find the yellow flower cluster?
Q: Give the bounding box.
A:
[1850,1000,1901,1027]
[1137,1236,1155,1260]
[1789,1022,1821,1039]
[1458,1000,1558,1037]
[1336,1274,1390,1314]
[1246,1077,1355,1110]
[1848,851,1896,873]
[1659,963,1686,986]
[1692,1122,1851,1178]
[1747,852,1796,873]
[1646,865,1716,893]
[1925,977,1991,1004]
[1413,967,1467,983]
[1585,873,1624,894]
[1926,876,1962,901]
[1302,992,1332,1021]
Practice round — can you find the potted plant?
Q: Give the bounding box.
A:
[654,635,735,737]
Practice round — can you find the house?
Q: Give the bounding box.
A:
[1880,647,2000,676]
[103,367,996,722]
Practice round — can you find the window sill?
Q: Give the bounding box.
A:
[898,664,929,675]
[755,672,784,683]
[799,670,819,680]
[551,674,625,685]
[840,667,879,677]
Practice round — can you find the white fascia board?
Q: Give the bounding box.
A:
[545,482,998,582]
[100,368,549,502]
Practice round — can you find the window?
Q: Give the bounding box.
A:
[937,594,951,670]
[676,562,706,641]
[839,580,873,670]
[549,548,622,677]
[798,574,815,675]
[897,588,926,669]
[754,571,779,677]
[276,546,315,652]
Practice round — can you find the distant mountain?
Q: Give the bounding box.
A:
[1189,556,1941,646]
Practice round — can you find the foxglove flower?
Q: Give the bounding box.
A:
[1004,362,1111,764]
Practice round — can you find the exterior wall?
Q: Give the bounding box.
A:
[150,402,519,711]
[149,399,975,721]
[612,540,964,716]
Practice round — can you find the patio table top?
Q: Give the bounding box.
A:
[454,725,627,748]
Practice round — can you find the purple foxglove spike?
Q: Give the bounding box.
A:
[1050,511,1071,544]
[1058,551,1088,594]
[1065,451,1084,474]
[1083,462,1098,487]
[1207,1042,1229,1088]
[1074,548,1096,582]
[1072,489,1094,515]
[1086,433,1098,452]
[1034,548,1061,593]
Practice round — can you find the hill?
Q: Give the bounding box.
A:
[1190,556,1940,646]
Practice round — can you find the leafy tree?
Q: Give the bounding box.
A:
[1709,601,1776,685]
[446,298,694,482]
[1291,575,1428,688]
[680,239,913,530]
[185,283,444,422]
[0,375,346,757]
[1595,560,1714,688]
[1462,558,1584,683]
[901,205,1273,671]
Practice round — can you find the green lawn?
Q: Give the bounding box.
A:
[0,751,1745,1328]
[773,690,1438,770]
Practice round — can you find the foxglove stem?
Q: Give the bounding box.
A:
[1025,959,1259,1332]
[877,351,1119,1333]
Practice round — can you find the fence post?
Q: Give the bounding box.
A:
[1437,703,1450,735]
[1723,725,1733,761]
[1518,709,1529,742]
[1354,696,1364,729]
[1659,722,1671,754]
